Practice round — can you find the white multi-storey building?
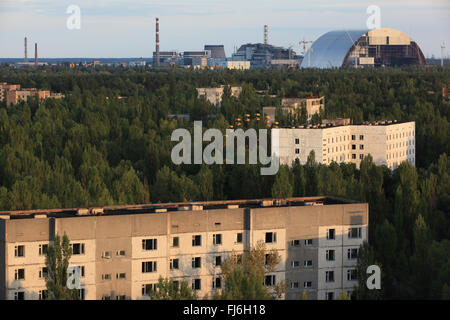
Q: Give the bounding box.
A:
[276,120,415,169]
[0,197,367,300]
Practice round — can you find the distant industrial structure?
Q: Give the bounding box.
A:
[302,28,425,68]
[151,19,301,69]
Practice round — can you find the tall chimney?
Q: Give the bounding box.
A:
[34,43,38,67]
[264,25,268,45]
[24,37,28,63]
[155,17,160,67]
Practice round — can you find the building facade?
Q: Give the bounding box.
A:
[0,197,368,300]
[197,86,242,107]
[276,120,415,169]
[281,96,325,122]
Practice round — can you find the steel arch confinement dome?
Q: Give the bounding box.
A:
[301,28,425,68]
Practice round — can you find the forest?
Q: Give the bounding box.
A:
[0,65,449,299]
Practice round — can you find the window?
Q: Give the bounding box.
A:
[359,135,364,140]
[172,237,179,247]
[291,260,300,268]
[326,250,335,261]
[325,271,334,282]
[295,138,300,144]
[15,245,25,257]
[264,275,276,286]
[295,148,300,154]
[116,250,126,257]
[102,295,111,300]
[192,279,201,290]
[327,229,335,240]
[351,135,356,140]
[213,234,222,245]
[39,267,48,279]
[304,239,313,246]
[192,257,201,269]
[351,144,356,150]
[359,154,364,160]
[71,243,85,255]
[142,239,157,251]
[170,258,179,270]
[348,248,359,260]
[14,291,25,300]
[347,269,358,281]
[142,261,157,273]
[116,273,126,279]
[102,274,112,281]
[348,227,362,239]
[291,281,299,289]
[360,144,364,150]
[39,244,48,256]
[192,235,201,247]
[102,251,111,259]
[265,232,277,243]
[304,281,312,288]
[78,288,85,300]
[290,239,301,247]
[116,295,126,300]
[142,284,157,295]
[215,256,222,267]
[15,269,25,280]
[236,233,243,243]
[304,260,313,267]
[69,266,85,277]
[212,277,222,289]
[39,290,48,300]
[326,292,334,300]
[352,154,356,159]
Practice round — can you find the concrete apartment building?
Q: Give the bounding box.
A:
[197,86,242,107]
[0,196,368,300]
[276,119,415,169]
[281,96,325,121]
[1,82,64,107]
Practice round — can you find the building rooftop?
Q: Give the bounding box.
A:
[0,196,361,220]
[277,119,414,129]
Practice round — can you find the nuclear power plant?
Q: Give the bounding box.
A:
[301,28,426,68]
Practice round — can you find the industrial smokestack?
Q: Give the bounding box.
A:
[34,43,38,67]
[155,17,160,67]
[24,37,28,63]
[264,25,268,45]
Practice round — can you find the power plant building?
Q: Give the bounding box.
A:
[301,28,425,68]
[0,196,368,300]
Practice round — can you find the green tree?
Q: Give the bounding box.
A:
[216,241,282,300]
[148,277,197,300]
[45,233,79,300]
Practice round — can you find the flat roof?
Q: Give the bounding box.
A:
[278,120,414,129]
[0,196,362,220]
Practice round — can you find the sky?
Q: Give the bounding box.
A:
[0,0,449,58]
